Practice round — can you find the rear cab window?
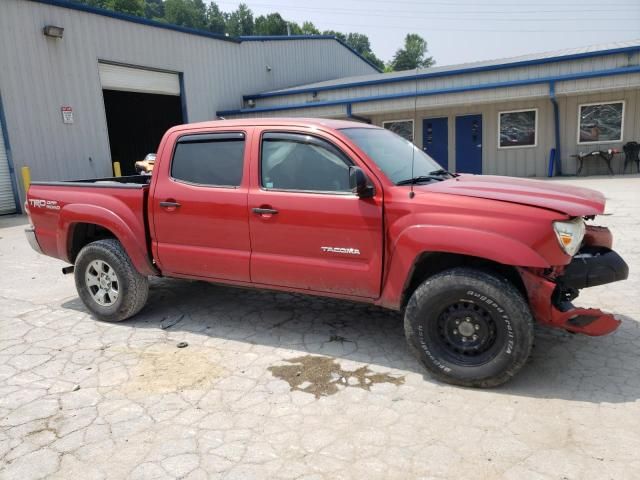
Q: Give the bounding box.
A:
[171,132,245,187]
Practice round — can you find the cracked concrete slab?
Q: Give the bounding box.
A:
[1,176,639,479]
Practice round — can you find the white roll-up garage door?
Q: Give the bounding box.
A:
[98,63,180,96]
[0,118,17,215]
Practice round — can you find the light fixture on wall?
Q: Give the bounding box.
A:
[43,25,64,39]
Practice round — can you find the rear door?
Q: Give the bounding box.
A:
[248,130,383,298]
[152,129,251,281]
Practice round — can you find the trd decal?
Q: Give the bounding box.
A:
[28,199,61,210]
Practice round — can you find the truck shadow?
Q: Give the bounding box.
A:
[62,277,640,404]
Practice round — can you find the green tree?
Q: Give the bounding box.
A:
[300,21,320,35]
[388,33,435,71]
[163,0,207,28]
[104,0,145,16]
[288,22,303,35]
[206,2,226,34]
[75,0,108,8]
[254,13,288,35]
[144,0,164,19]
[226,3,254,36]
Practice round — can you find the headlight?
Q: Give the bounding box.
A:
[553,217,585,256]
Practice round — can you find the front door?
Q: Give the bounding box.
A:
[422,117,448,169]
[152,130,251,282]
[455,114,483,174]
[248,131,383,298]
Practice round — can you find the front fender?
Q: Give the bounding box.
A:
[377,224,551,310]
[57,203,156,276]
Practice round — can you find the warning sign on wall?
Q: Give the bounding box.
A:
[61,106,73,124]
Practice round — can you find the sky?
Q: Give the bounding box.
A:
[216,0,640,67]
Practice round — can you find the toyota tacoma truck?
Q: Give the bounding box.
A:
[25,119,629,387]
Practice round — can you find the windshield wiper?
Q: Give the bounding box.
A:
[396,175,444,186]
[428,168,456,178]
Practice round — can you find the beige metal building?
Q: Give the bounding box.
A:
[0,0,378,214]
[221,40,640,179]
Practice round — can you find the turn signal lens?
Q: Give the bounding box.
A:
[553,218,585,256]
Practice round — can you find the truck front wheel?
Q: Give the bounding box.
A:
[404,268,533,388]
[74,239,149,322]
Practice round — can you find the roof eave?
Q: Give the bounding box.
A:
[243,43,640,101]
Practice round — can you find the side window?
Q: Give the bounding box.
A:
[261,133,353,192]
[171,133,245,186]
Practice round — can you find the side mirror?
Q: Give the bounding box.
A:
[349,166,375,198]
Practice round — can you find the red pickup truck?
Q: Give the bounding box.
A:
[25,118,628,387]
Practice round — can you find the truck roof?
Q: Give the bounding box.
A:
[173,118,380,131]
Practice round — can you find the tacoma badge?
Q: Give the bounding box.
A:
[321,246,361,255]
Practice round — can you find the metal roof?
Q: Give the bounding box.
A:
[29,0,381,72]
[245,39,640,100]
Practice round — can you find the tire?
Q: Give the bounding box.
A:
[74,239,149,322]
[404,268,533,388]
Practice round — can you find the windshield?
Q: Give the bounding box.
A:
[340,127,443,184]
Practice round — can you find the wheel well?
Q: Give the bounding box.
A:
[68,223,117,263]
[401,252,527,308]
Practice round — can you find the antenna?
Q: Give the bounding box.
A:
[409,66,418,199]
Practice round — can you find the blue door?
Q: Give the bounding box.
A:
[455,115,483,174]
[422,117,448,169]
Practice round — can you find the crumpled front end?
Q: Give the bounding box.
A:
[518,226,629,336]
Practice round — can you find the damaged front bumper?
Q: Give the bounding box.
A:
[519,245,629,336]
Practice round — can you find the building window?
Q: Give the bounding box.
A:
[498,109,537,148]
[578,101,624,144]
[383,120,414,143]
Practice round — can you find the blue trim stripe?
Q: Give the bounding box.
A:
[240,35,336,41]
[29,1,381,72]
[218,64,640,116]
[0,93,22,214]
[244,44,640,100]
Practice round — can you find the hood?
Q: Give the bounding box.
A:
[420,175,605,216]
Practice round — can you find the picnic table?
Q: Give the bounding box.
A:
[571,149,619,175]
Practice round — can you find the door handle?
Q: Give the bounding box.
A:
[252,207,278,215]
[160,201,181,208]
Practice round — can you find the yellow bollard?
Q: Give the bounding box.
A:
[21,166,31,193]
[113,161,122,177]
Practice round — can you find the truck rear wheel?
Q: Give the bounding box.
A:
[74,239,149,322]
[404,268,533,388]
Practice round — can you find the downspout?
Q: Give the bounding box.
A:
[549,81,562,175]
[346,103,372,124]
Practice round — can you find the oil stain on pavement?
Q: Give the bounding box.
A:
[268,355,404,398]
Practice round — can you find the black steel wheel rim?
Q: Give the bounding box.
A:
[428,300,504,366]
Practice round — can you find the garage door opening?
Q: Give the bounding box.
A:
[102,90,182,176]
[99,63,184,176]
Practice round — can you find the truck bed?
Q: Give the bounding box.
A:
[27,175,154,274]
